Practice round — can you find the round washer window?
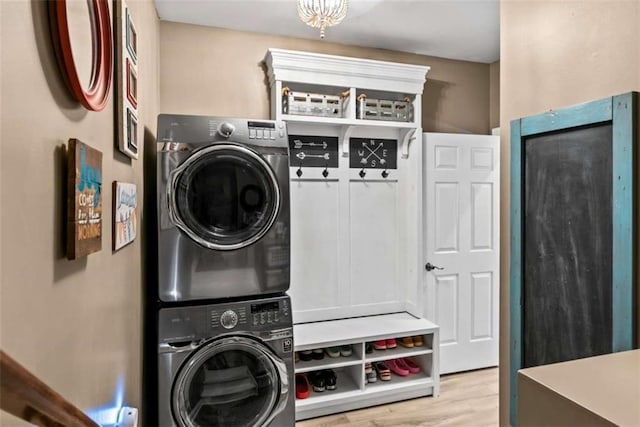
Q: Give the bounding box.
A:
[171,144,280,250]
[172,337,282,427]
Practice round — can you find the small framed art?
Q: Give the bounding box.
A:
[112,181,137,251]
[115,0,139,159]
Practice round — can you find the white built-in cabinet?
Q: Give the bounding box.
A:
[265,49,439,419]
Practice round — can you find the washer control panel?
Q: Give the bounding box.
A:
[208,296,290,331]
[248,120,286,140]
[159,295,292,342]
[250,298,289,327]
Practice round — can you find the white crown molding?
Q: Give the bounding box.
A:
[264,48,430,95]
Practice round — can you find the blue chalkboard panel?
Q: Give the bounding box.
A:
[523,124,613,368]
[510,92,637,426]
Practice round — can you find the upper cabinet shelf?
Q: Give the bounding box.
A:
[264,49,430,140]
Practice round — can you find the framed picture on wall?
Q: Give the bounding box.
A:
[115,0,139,159]
[112,181,137,251]
[67,139,103,260]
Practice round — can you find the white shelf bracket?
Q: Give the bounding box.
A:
[340,125,356,156]
[400,128,418,159]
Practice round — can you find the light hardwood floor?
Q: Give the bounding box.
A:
[296,367,498,427]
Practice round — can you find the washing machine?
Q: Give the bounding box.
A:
[158,295,295,426]
[156,114,290,302]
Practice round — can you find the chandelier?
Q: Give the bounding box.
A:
[297,0,349,39]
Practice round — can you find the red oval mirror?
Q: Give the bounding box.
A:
[49,0,112,111]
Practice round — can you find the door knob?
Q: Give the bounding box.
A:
[425,262,444,272]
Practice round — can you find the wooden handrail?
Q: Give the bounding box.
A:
[0,350,99,427]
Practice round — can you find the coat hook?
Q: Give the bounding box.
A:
[296,162,303,178]
[382,169,389,178]
[359,167,366,179]
[322,164,329,178]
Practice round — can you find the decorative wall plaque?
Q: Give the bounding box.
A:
[349,138,398,169]
[67,139,102,260]
[289,135,339,168]
[112,182,137,251]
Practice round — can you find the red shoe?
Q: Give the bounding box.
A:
[385,338,397,349]
[296,373,310,399]
[387,359,410,376]
[402,358,421,374]
[373,340,387,350]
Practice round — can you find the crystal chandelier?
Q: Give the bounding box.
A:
[297,0,349,39]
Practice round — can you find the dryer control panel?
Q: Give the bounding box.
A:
[156,114,288,149]
[158,295,292,343]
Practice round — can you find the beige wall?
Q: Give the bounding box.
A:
[160,22,492,135]
[499,1,640,425]
[0,0,159,420]
[490,60,500,130]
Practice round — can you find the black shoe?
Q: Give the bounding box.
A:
[365,343,373,354]
[309,371,326,392]
[311,349,324,360]
[299,350,313,361]
[323,369,337,390]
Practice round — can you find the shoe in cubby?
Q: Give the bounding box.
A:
[339,345,352,357]
[325,347,341,358]
[412,335,424,347]
[399,336,414,348]
[400,357,421,374]
[308,371,326,392]
[296,373,310,399]
[323,369,337,390]
[365,367,377,384]
[386,359,409,376]
[311,348,325,360]
[373,340,387,350]
[385,338,397,349]
[373,361,391,381]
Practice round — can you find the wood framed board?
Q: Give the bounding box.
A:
[510,92,638,425]
[67,139,103,260]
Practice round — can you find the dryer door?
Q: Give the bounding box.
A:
[169,144,281,251]
[172,335,289,427]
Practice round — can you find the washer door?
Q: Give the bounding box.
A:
[172,336,289,427]
[169,144,281,251]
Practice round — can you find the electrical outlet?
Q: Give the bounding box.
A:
[117,406,138,427]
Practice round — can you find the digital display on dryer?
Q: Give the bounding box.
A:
[248,121,275,129]
[251,301,279,313]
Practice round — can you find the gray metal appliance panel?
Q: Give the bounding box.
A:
[157,295,294,427]
[156,115,291,302]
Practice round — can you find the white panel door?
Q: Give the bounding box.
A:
[423,133,500,374]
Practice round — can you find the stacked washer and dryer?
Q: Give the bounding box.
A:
[154,115,295,426]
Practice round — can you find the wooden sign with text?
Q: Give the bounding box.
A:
[67,139,102,260]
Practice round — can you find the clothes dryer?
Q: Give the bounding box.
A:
[157,295,295,426]
[157,115,290,302]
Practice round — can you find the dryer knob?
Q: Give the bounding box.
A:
[218,122,235,138]
[220,310,238,329]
